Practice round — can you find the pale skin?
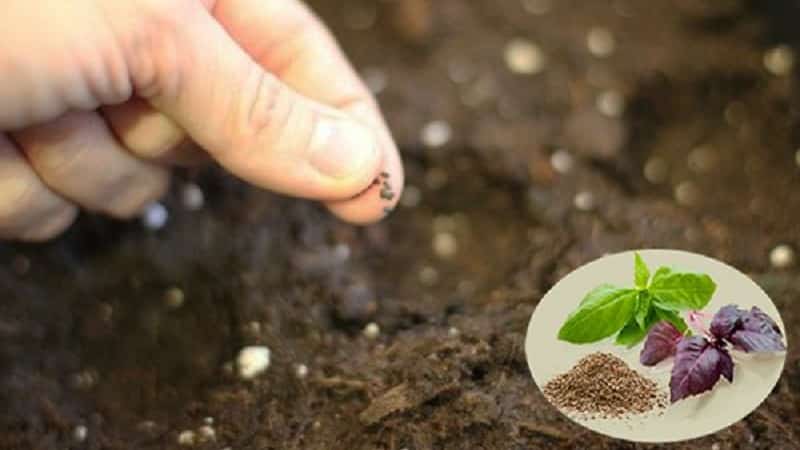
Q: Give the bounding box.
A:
[0,0,404,241]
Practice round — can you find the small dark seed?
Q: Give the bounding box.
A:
[380,171,390,178]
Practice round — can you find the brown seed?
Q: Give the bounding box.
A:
[542,352,666,419]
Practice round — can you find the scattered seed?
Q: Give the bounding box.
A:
[587,27,616,57]
[70,369,99,390]
[432,232,458,258]
[596,90,625,117]
[421,120,452,148]
[521,0,552,15]
[295,364,309,379]
[543,352,667,418]
[504,38,546,75]
[363,322,381,339]
[181,183,204,211]
[688,145,718,173]
[380,189,395,200]
[197,425,216,442]
[177,430,196,446]
[73,425,88,443]
[573,191,596,211]
[674,181,700,207]
[764,45,794,76]
[644,157,669,184]
[164,287,185,309]
[362,67,388,94]
[769,244,795,269]
[400,185,422,208]
[236,345,271,380]
[550,149,575,174]
[141,202,168,230]
[419,266,439,286]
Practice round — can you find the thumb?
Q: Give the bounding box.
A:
[128,3,381,201]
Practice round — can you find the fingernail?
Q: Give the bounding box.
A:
[310,119,378,179]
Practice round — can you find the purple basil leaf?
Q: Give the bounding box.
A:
[709,304,744,340]
[742,307,782,335]
[728,306,785,352]
[640,320,683,366]
[729,330,786,352]
[670,336,731,403]
[718,347,734,382]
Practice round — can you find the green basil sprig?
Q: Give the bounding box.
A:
[557,252,713,346]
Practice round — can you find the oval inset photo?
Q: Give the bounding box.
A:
[525,249,788,443]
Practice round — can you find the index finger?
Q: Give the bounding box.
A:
[209,0,403,224]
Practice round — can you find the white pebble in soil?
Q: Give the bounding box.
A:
[674,181,700,207]
[521,0,552,15]
[73,425,88,443]
[644,157,669,184]
[421,120,452,149]
[587,27,616,57]
[550,149,575,174]
[419,266,440,286]
[400,185,422,208]
[573,191,596,211]
[164,287,185,309]
[448,327,461,337]
[295,364,309,379]
[432,232,458,258]
[504,38,546,75]
[764,45,794,76]
[236,346,271,380]
[362,67,388,94]
[363,322,380,339]
[688,145,718,173]
[181,183,205,211]
[177,430,196,446]
[596,90,625,117]
[197,425,216,442]
[141,202,168,230]
[770,244,795,269]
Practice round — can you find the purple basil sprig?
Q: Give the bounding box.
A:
[640,304,785,403]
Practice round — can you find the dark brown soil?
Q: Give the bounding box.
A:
[2,1,800,449]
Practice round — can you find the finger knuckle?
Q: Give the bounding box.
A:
[236,70,285,142]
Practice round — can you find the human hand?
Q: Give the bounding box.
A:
[0,0,403,241]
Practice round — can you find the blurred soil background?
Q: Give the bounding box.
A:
[1,0,800,449]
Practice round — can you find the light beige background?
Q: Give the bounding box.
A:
[525,249,787,443]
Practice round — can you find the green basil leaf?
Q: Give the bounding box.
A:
[649,267,716,310]
[654,307,689,333]
[634,252,650,289]
[635,291,651,329]
[558,287,638,343]
[616,318,647,347]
